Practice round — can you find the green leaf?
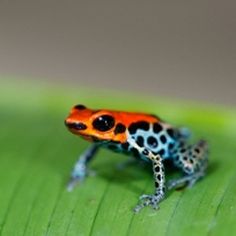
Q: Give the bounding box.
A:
[1,78,236,236]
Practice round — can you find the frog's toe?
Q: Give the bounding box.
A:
[133,199,151,213]
[134,194,162,213]
[67,176,84,192]
[186,172,205,188]
[67,179,78,192]
[139,194,151,200]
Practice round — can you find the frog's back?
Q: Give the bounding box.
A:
[126,119,179,159]
[104,112,180,160]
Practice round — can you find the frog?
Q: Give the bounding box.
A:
[64,104,208,213]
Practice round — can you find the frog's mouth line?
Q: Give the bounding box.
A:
[67,127,93,140]
[68,127,109,143]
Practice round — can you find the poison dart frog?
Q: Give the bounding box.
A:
[65,104,208,213]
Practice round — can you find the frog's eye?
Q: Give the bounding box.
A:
[92,115,115,132]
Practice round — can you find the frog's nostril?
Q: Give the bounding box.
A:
[65,121,87,130]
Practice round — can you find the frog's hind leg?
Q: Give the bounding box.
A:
[167,140,208,190]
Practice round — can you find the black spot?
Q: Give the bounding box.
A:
[92,115,115,132]
[189,159,194,164]
[160,135,167,144]
[114,123,126,134]
[194,148,200,154]
[154,166,160,172]
[155,182,159,188]
[142,149,149,156]
[147,136,158,148]
[128,121,149,134]
[66,122,87,130]
[168,143,174,150]
[157,174,161,181]
[183,156,188,161]
[136,136,144,147]
[158,149,165,156]
[121,142,129,150]
[130,147,140,157]
[74,104,86,110]
[167,128,175,139]
[180,148,186,153]
[153,123,162,133]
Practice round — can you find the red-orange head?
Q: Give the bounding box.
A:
[65,104,128,143]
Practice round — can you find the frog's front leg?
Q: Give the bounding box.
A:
[168,140,208,190]
[134,150,166,213]
[67,144,99,191]
[128,140,166,213]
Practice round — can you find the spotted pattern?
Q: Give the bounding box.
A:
[172,140,208,175]
[126,122,177,160]
[105,121,178,161]
[102,120,208,210]
[128,121,149,134]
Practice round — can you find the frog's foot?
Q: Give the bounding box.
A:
[133,192,164,213]
[67,168,96,192]
[187,170,205,188]
[67,144,99,192]
[167,171,205,191]
[67,176,83,192]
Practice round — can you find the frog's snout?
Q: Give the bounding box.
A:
[64,120,87,130]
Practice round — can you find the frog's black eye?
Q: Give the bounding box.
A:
[92,115,115,132]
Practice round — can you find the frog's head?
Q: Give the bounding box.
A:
[65,104,127,143]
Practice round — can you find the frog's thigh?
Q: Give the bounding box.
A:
[168,140,208,190]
